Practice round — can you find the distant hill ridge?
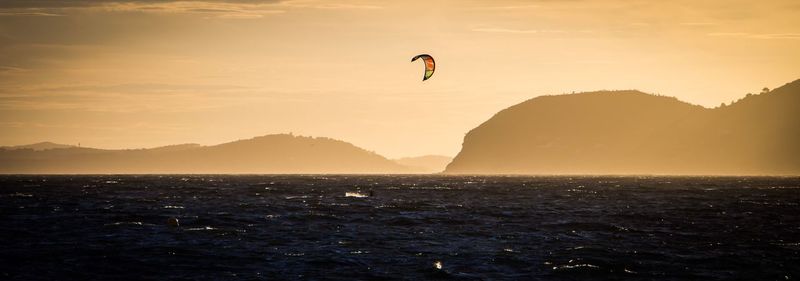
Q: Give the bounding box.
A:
[2,142,74,151]
[444,79,800,175]
[392,155,453,173]
[0,134,410,174]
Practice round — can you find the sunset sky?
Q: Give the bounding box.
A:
[1,0,798,158]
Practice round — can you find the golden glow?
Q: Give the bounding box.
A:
[1,0,798,157]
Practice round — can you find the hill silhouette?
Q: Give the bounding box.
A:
[0,134,410,174]
[392,155,453,173]
[2,142,74,151]
[444,79,800,175]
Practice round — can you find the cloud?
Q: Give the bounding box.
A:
[310,4,381,9]
[209,11,284,18]
[0,0,381,12]
[279,0,382,10]
[0,0,287,18]
[0,0,283,9]
[181,6,285,18]
[0,0,384,18]
[30,83,252,95]
[472,27,567,35]
[751,33,800,39]
[0,12,64,16]
[708,32,800,39]
[186,8,240,13]
[707,32,748,37]
[471,4,540,10]
[472,28,540,34]
[0,66,29,74]
[679,22,718,26]
[0,82,265,112]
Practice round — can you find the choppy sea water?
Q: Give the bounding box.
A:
[1,175,799,280]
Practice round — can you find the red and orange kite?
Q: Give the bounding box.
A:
[411,54,435,81]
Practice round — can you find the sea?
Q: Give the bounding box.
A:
[1,175,798,280]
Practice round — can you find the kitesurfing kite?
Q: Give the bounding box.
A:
[411,54,435,81]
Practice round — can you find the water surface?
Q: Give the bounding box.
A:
[1,175,798,280]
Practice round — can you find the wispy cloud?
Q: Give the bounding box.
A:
[31,83,252,95]
[0,0,284,9]
[472,27,567,35]
[103,1,286,18]
[0,0,378,17]
[0,0,287,18]
[472,28,540,34]
[280,0,382,10]
[752,33,800,39]
[0,12,63,16]
[471,4,540,10]
[0,66,29,74]
[708,32,800,39]
[680,22,718,27]
[707,32,749,37]
[0,82,267,112]
[308,3,381,10]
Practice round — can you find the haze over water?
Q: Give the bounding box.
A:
[2,175,798,280]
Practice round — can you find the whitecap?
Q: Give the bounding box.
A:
[345,192,368,198]
[186,226,216,231]
[9,193,33,197]
[106,221,143,226]
[553,264,600,270]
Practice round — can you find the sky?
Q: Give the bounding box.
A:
[0,0,798,158]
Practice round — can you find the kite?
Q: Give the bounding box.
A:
[411,54,435,81]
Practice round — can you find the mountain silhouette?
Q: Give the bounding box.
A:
[392,155,453,173]
[0,134,410,174]
[444,79,800,175]
[2,142,74,151]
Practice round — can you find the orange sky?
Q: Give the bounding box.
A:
[1,0,799,158]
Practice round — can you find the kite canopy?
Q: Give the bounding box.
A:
[411,54,435,81]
